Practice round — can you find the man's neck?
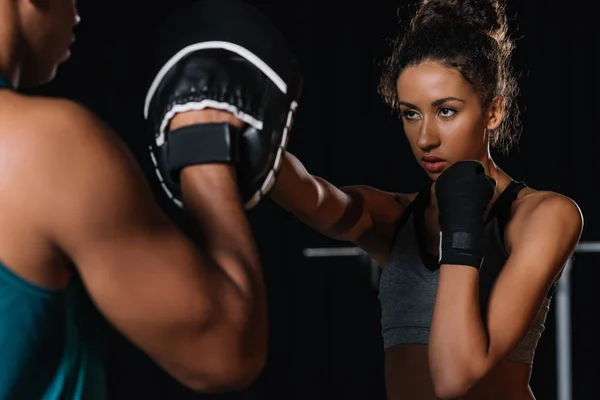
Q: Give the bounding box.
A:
[0,47,22,89]
[0,11,23,88]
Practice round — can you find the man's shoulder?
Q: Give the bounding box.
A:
[0,92,148,219]
[18,94,102,133]
[0,93,117,157]
[0,93,133,194]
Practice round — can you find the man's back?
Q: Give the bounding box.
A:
[0,91,109,399]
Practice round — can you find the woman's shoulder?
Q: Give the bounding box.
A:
[513,185,580,216]
[509,184,583,240]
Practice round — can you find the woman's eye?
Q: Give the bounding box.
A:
[439,108,456,117]
[401,110,420,120]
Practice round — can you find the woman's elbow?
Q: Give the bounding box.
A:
[432,384,468,400]
[431,370,474,400]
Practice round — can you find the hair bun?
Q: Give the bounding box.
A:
[410,1,459,31]
[411,0,507,43]
[458,0,505,38]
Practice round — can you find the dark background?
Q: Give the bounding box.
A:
[33,0,599,399]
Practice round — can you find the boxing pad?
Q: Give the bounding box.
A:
[144,0,303,210]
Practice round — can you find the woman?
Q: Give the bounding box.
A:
[268,0,582,399]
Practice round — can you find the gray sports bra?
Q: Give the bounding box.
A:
[378,181,553,364]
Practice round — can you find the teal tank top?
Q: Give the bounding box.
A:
[0,262,109,399]
[0,76,9,89]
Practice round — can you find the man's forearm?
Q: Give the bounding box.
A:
[180,164,267,351]
[181,165,259,275]
[169,111,262,294]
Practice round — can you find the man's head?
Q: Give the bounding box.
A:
[10,0,79,87]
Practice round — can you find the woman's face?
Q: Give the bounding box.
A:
[396,61,502,180]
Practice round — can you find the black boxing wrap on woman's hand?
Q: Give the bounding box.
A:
[435,160,496,269]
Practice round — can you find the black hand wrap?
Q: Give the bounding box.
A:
[435,160,496,269]
[162,123,239,177]
[144,0,303,210]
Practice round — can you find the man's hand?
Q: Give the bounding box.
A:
[169,109,246,131]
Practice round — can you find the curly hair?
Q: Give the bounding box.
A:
[378,0,520,154]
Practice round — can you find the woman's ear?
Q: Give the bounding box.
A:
[486,96,505,131]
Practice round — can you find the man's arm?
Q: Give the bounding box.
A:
[32,100,267,392]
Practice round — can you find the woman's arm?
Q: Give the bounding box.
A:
[269,151,404,263]
[428,192,583,399]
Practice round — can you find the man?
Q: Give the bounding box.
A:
[0,0,301,398]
